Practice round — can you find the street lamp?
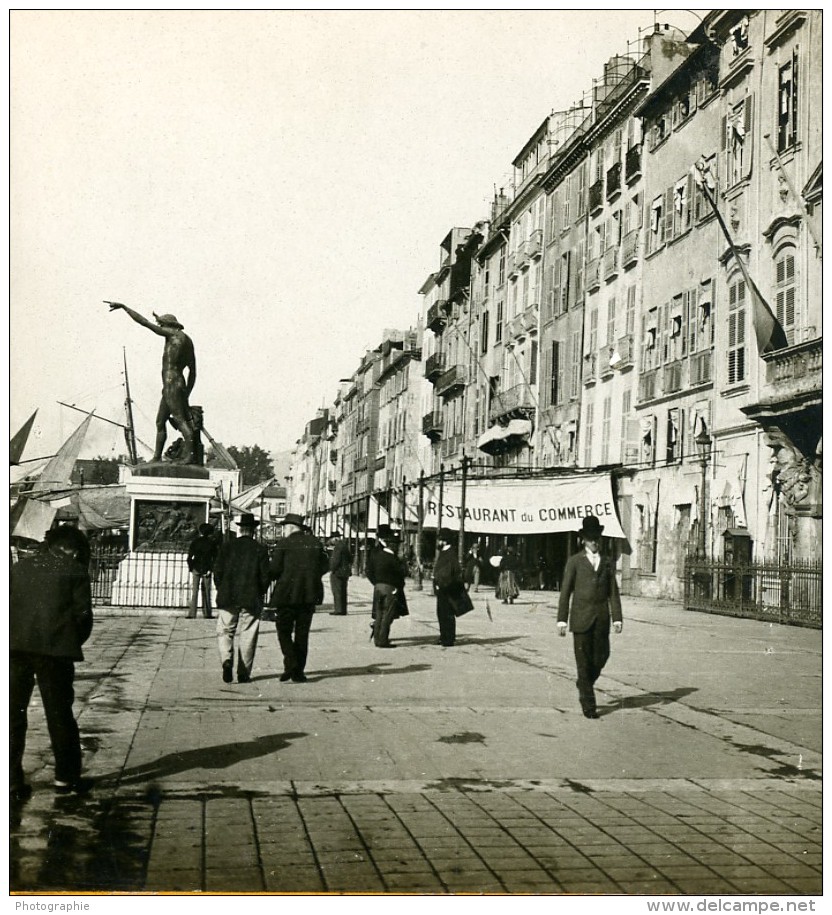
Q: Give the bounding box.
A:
[695,427,712,557]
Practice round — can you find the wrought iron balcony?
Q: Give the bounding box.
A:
[625,144,642,183]
[613,334,634,370]
[426,300,448,334]
[436,363,470,397]
[582,352,598,385]
[422,411,443,441]
[526,229,543,260]
[602,245,619,281]
[329,448,338,464]
[586,257,601,292]
[354,456,368,471]
[622,229,640,268]
[488,383,536,423]
[599,346,615,377]
[424,351,445,382]
[373,454,386,472]
[589,179,604,214]
[327,479,337,493]
[606,161,622,201]
[515,241,528,270]
[507,252,518,279]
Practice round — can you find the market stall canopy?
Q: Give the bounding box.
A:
[477,419,533,455]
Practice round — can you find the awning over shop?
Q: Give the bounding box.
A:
[477,419,533,454]
[422,473,626,538]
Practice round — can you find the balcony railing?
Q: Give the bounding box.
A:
[599,346,614,377]
[625,144,642,183]
[589,179,603,214]
[586,257,601,292]
[622,229,640,267]
[527,229,543,260]
[639,369,659,402]
[426,300,447,333]
[506,304,537,341]
[424,351,445,382]
[354,456,368,471]
[373,454,386,472]
[764,337,822,398]
[614,334,634,370]
[436,364,469,396]
[606,161,622,201]
[515,240,528,270]
[422,411,443,441]
[602,245,619,281]
[582,352,598,385]
[507,253,518,279]
[488,383,536,423]
[664,360,684,394]
[327,479,337,493]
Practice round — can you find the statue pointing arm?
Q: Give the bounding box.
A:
[106,300,199,464]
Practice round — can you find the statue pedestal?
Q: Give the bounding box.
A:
[110,464,215,607]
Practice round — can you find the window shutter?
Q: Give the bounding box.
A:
[740,94,753,179]
[664,187,674,242]
[792,50,799,142]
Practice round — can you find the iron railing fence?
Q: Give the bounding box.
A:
[683,555,821,629]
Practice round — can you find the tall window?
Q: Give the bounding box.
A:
[576,162,587,217]
[601,397,612,465]
[778,52,799,152]
[724,96,753,187]
[529,339,538,384]
[606,296,616,346]
[570,330,581,399]
[584,402,594,466]
[481,310,490,354]
[549,340,560,405]
[665,408,682,463]
[495,301,504,343]
[498,248,506,286]
[728,276,746,384]
[774,247,797,344]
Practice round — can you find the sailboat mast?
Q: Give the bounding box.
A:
[122,348,138,464]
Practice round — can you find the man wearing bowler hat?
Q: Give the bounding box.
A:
[267,513,330,682]
[365,524,409,648]
[557,515,623,719]
[432,528,464,647]
[214,513,271,684]
[327,530,353,616]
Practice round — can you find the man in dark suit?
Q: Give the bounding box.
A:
[365,524,409,648]
[11,526,94,799]
[327,530,353,616]
[268,513,330,682]
[557,515,623,719]
[187,522,219,618]
[432,528,464,647]
[214,513,271,684]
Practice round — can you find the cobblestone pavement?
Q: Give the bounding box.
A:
[10,581,822,895]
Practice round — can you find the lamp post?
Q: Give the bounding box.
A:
[695,428,712,557]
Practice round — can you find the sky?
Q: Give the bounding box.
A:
[10,9,706,468]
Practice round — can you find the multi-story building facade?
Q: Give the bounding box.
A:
[286,10,821,602]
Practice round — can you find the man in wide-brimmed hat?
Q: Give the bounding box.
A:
[214,513,271,683]
[267,513,330,682]
[106,300,199,464]
[365,524,409,648]
[557,515,623,719]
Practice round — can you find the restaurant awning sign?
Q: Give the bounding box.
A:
[423,474,625,538]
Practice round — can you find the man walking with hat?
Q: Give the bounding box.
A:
[365,524,409,648]
[327,530,353,616]
[267,513,330,682]
[432,528,466,647]
[214,513,271,684]
[557,515,623,719]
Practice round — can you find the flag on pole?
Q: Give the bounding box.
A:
[692,158,788,355]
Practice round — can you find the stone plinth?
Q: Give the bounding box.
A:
[110,467,216,607]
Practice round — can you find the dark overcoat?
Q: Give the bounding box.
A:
[214,535,271,610]
[268,530,330,608]
[557,553,622,633]
[328,538,353,579]
[11,551,93,661]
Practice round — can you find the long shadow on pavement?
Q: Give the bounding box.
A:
[101,731,308,786]
[305,662,433,681]
[601,686,698,715]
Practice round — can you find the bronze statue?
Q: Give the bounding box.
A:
[106,302,199,464]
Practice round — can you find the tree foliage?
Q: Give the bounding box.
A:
[226,444,275,487]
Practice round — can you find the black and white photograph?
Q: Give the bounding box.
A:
[9,9,822,908]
